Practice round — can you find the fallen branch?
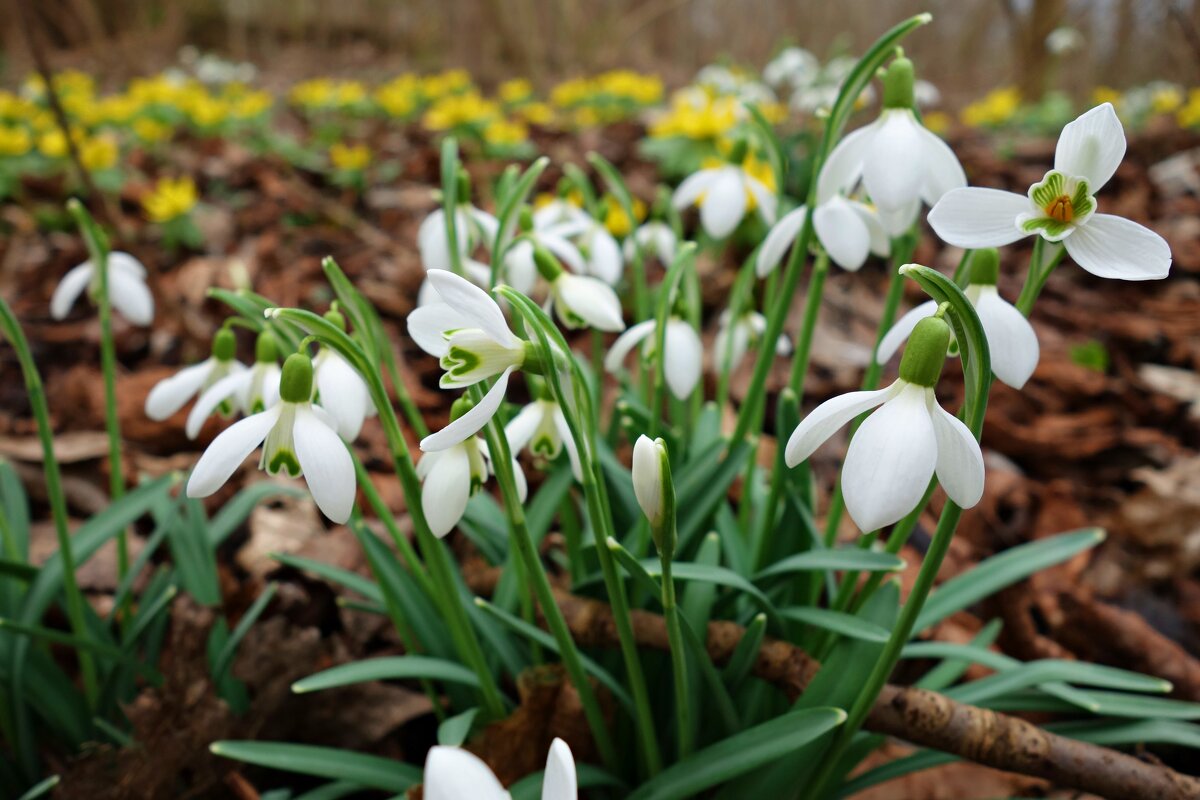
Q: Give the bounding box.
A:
[463,563,1200,800]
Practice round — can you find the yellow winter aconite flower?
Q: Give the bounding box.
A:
[1177,89,1200,128]
[1151,85,1184,115]
[499,78,534,104]
[229,89,272,120]
[376,75,422,118]
[923,110,951,136]
[601,194,646,237]
[422,69,472,99]
[0,125,32,157]
[515,101,554,125]
[1091,86,1122,108]
[38,129,68,159]
[650,93,739,140]
[483,118,528,146]
[423,92,499,131]
[133,119,173,144]
[143,176,198,222]
[79,135,118,171]
[960,87,1020,128]
[330,142,370,171]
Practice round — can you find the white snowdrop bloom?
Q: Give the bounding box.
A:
[632,434,667,528]
[574,219,625,285]
[185,331,282,439]
[756,187,890,277]
[408,270,528,452]
[533,198,591,231]
[186,353,355,523]
[623,221,677,265]
[671,143,777,239]
[417,205,499,273]
[145,328,246,421]
[928,103,1172,282]
[914,79,941,109]
[506,398,581,480]
[605,317,702,400]
[764,47,820,90]
[712,309,792,374]
[785,315,984,532]
[312,347,376,441]
[875,250,1040,389]
[51,250,154,326]
[821,57,965,236]
[530,246,625,333]
[1045,26,1084,56]
[502,225,587,294]
[422,737,576,800]
[417,430,524,538]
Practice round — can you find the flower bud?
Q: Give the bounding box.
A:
[212,327,237,361]
[533,244,564,281]
[324,307,347,331]
[966,247,999,286]
[882,56,915,109]
[449,395,475,422]
[898,314,951,387]
[279,352,314,403]
[255,330,279,364]
[632,435,675,558]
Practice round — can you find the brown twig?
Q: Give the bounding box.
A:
[463,563,1200,800]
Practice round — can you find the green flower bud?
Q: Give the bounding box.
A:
[882,56,915,109]
[324,307,347,331]
[726,136,749,165]
[449,395,474,422]
[533,245,564,281]
[255,331,279,364]
[898,314,951,387]
[212,328,237,361]
[966,247,1000,286]
[279,353,314,403]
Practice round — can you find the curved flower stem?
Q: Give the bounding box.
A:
[0,298,98,706]
[473,385,619,770]
[1015,237,1066,316]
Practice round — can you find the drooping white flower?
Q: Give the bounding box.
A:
[422,737,575,800]
[764,47,820,90]
[501,214,587,294]
[712,309,792,374]
[574,218,624,285]
[533,197,591,231]
[186,330,282,439]
[928,103,1171,282]
[312,347,376,441]
[418,205,499,273]
[186,353,355,523]
[146,328,246,421]
[785,315,984,532]
[605,317,702,400]
[671,144,777,239]
[757,196,889,277]
[506,398,581,480]
[529,245,625,333]
[417,426,524,537]
[623,221,677,265]
[51,251,155,326]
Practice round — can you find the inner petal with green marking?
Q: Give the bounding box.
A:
[261,403,302,478]
[1020,170,1095,242]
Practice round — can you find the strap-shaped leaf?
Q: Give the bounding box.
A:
[210,741,419,792]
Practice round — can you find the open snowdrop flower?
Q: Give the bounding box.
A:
[623,220,677,265]
[875,250,1039,389]
[185,330,282,439]
[146,327,246,421]
[422,737,576,800]
[534,245,626,333]
[186,353,356,523]
[928,102,1171,281]
[713,308,792,374]
[500,208,588,293]
[605,316,702,400]
[756,186,889,277]
[309,309,376,441]
[417,173,500,272]
[505,396,581,480]
[573,216,625,285]
[408,269,530,452]
[51,250,155,326]
[671,139,777,239]
[821,57,965,236]
[785,314,984,532]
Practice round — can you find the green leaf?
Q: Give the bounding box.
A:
[678,613,741,734]
[678,442,751,551]
[1049,718,1200,749]
[509,763,627,800]
[293,782,362,800]
[722,612,767,690]
[16,775,60,800]
[915,618,1003,691]
[293,656,482,693]
[493,157,550,263]
[778,606,890,643]
[756,549,906,580]
[627,707,846,800]
[437,707,479,747]
[210,741,419,792]
[271,553,383,603]
[212,583,279,681]
[642,561,776,618]
[682,533,722,634]
[0,459,30,560]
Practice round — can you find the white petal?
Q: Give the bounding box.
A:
[757,205,807,278]
[917,125,967,206]
[701,167,747,239]
[145,359,215,420]
[663,319,703,400]
[108,267,155,326]
[503,240,538,293]
[418,210,462,272]
[49,263,93,320]
[928,394,985,510]
[927,188,1030,248]
[588,228,624,285]
[542,738,576,800]
[428,269,516,346]
[784,383,898,467]
[814,197,871,271]
[408,302,471,357]
[512,457,528,503]
[842,383,937,532]
[878,199,920,238]
[1063,214,1172,281]
[1055,103,1126,191]
[420,447,473,539]
[541,232,587,275]
[420,367,513,452]
[972,288,1039,389]
[317,352,373,441]
[816,122,878,204]
[108,252,148,278]
[672,168,719,209]
[604,319,656,373]
[505,402,544,452]
[745,175,777,225]
[469,207,500,248]
[632,434,663,524]
[875,300,939,365]
[423,746,510,800]
[185,370,249,439]
[552,407,583,481]
[186,405,281,498]
[555,275,625,332]
[293,406,357,523]
[848,200,890,257]
[863,111,925,212]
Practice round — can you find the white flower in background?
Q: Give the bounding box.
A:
[928,103,1172,281]
[186,353,355,523]
[764,47,820,90]
[574,218,624,285]
[914,79,941,109]
[417,202,499,273]
[534,197,591,230]
[821,57,965,236]
[51,251,155,326]
[623,221,677,265]
[408,270,527,452]
[785,54,871,114]
[186,330,282,439]
[875,250,1039,389]
[712,309,792,374]
[605,317,702,400]
[502,224,586,294]
[312,347,376,441]
[146,328,246,421]
[422,737,575,800]
[672,141,777,239]
[785,315,984,532]
[530,246,625,333]
[505,397,581,480]
[1045,26,1084,56]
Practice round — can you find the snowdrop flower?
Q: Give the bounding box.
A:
[573,217,624,285]
[506,397,581,480]
[1045,26,1084,56]
[533,196,591,230]
[408,270,529,451]
[672,139,777,239]
[605,316,702,400]
[534,246,626,333]
[821,57,965,236]
[928,103,1171,281]
[500,211,588,294]
[417,175,500,272]
[422,737,575,800]
[146,327,246,421]
[51,250,154,326]
[875,249,1039,389]
[713,309,792,374]
[785,314,984,532]
[623,220,677,265]
[310,309,376,441]
[185,330,282,439]
[764,47,820,90]
[187,353,356,523]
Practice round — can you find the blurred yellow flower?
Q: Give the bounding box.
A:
[330,142,370,171]
[601,194,646,237]
[961,87,1020,128]
[143,176,198,222]
[1091,86,1122,108]
[499,78,534,104]
[79,135,118,171]
[38,129,68,159]
[0,125,32,157]
[423,92,499,130]
[515,101,554,125]
[651,93,739,140]
[1151,85,1183,115]
[376,75,422,118]
[923,110,951,136]
[133,118,173,144]
[1177,89,1200,128]
[483,118,528,146]
[422,69,473,99]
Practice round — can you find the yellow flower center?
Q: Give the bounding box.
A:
[1045,194,1074,223]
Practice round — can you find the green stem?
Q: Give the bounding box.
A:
[660,556,692,759]
[351,454,436,600]
[1015,237,1066,316]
